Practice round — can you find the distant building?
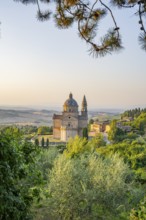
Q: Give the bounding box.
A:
[53,93,88,142]
[117,123,132,132]
[90,120,110,134]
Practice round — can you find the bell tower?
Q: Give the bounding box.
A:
[81,95,87,116]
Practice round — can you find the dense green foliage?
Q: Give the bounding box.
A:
[47,153,138,220]
[32,136,143,220]
[108,120,126,143]
[130,196,146,220]
[0,128,41,220]
[35,138,39,146]
[121,108,146,119]
[106,110,146,184]
[89,119,94,125]
[13,0,146,57]
[91,133,106,148]
[97,138,146,184]
[132,113,146,135]
[37,126,53,135]
[1,109,146,220]
[82,127,88,139]
[20,125,38,135]
[64,135,106,158]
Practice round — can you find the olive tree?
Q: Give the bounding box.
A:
[44,153,142,219]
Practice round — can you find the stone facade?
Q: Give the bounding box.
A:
[53,93,88,142]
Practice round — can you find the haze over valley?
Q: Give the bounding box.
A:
[0,107,122,126]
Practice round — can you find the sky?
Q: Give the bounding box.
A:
[0,0,146,110]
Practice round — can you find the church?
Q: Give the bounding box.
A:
[53,93,88,142]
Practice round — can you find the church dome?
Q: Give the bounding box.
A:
[63,93,78,112]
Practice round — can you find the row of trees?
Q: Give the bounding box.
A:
[121,108,146,119]
[37,126,53,135]
[35,137,49,148]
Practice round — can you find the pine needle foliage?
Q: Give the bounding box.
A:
[139,32,146,50]
[37,10,51,21]
[13,0,146,57]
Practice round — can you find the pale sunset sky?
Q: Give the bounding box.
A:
[0,1,146,110]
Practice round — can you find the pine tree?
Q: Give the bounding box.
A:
[13,0,146,57]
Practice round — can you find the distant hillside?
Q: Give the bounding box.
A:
[0,108,121,126]
[88,111,121,121]
[0,109,58,126]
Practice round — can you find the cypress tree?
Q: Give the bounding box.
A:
[83,128,88,140]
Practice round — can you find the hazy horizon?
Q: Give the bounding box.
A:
[0,103,145,113]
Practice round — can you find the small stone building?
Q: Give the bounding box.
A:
[53,93,88,142]
[90,120,110,134]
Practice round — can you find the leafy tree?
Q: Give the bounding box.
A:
[37,126,53,135]
[56,144,66,153]
[20,125,38,134]
[34,147,60,182]
[96,137,146,183]
[88,119,94,131]
[89,118,94,125]
[92,133,106,147]
[130,196,146,220]
[0,128,41,219]
[32,136,144,219]
[13,0,146,57]
[108,120,126,143]
[132,112,146,135]
[65,136,106,158]
[31,147,61,219]
[44,153,141,220]
[65,136,88,158]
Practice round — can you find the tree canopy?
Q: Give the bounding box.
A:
[47,153,136,219]
[13,0,146,57]
[37,126,53,135]
[0,127,42,219]
[1,125,145,219]
[34,136,143,220]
